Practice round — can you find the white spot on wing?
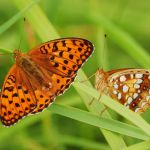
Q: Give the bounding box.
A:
[117,93,122,100]
[122,85,129,93]
[135,108,141,113]
[120,76,126,82]
[137,90,141,93]
[113,84,119,89]
[113,90,117,95]
[136,79,143,84]
[135,74,143,78]
[148,75,150,80]
[134,84,140,89]
[133,93,138,99]
[127,97,133,104]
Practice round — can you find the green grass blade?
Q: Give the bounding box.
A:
[123,140,150,150]
[60,135,110,150]
[0,49,12,53]
[74,82,150,136]
[0,103,149,143]
[49,104,150,140]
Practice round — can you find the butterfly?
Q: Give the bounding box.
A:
[0,38,94,126]
[95,68,150,113]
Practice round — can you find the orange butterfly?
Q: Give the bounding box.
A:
[0,38,94,126]
[95,68,150,113]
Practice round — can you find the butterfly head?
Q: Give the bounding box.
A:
[95,68,107,91]
[13,50,22,61]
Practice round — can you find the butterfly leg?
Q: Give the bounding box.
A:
[89,92,102,106]
[89,97,95,105]
[97,91,109,115]
[80,72,97,83]
[97,92,102,102]
[100,106,108,116]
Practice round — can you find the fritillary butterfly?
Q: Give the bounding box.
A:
[0,38,94,126]
[95,68,150,113]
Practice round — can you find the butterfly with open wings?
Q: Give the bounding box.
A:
[0,38,94,126]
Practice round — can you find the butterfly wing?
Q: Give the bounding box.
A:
[28,38,94,114]
[0,65,37,126]
[0,64,56,126]
[28,38,93,77]
[107,69,150,113]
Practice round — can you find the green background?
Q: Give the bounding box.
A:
[0,0,150,150]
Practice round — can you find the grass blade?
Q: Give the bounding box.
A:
[49,104,150,140]
[74,82,150,136]
[123,140,150,150]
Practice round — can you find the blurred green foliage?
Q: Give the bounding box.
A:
[0,0,150,150]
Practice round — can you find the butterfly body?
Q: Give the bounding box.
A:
[95,69,108,94]
[15,50,52,92]
[1,38,94,126]
[95,68,150,113]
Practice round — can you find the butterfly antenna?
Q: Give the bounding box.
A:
[17,17,27,53]
[18,36,22,53]
[101,33,108,70]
